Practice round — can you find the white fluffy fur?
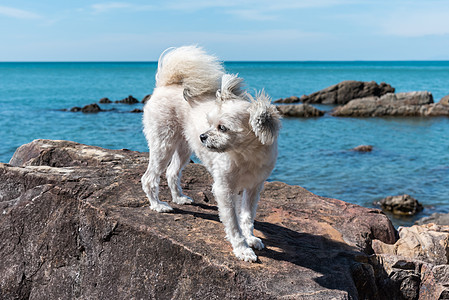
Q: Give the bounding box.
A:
[142,46,281,262]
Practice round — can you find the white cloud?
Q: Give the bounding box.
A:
[90,2,154,14]
[0,5,42,19]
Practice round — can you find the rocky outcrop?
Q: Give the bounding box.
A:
[115,95,139,104]
[69,103,103,113]
[377,194,423,216]
[274,96,300,104]
[276,104,325,117]
[372,224,449,299]
[99,97,112,104]
[300,80,395,105]
[0,139,399,299]
[331,91,449,117]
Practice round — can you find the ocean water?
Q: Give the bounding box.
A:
[1,61,449,226]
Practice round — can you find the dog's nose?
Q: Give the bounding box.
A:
[200,134,208,142]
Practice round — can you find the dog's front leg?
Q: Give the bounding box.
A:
[240,183,264,250]
[213,185,258,262]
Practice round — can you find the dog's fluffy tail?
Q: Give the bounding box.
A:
[155,45,225,97]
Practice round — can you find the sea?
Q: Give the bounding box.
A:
[1,61,449,226]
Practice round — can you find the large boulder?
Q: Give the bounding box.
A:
[373,224,449,265]
[372,224,449,299]
[276,104,324,117]
[331,91,449,117]
[300,80,395,105]
[0,140,399,299]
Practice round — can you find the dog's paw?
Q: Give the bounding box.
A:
[246,236,265,250]
[233,247,258,262]
[173,195,194,205]
[150,201,173,213]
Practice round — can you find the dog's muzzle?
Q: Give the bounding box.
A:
[200,133,208,143]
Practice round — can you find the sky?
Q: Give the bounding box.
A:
[1,0,449,61]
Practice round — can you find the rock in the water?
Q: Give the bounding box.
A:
[416,212,449,226]
[81,103,102,113]
[378,194,423,216]
[351,145,373,152]
[130,108,143,113]
[69,106,82,112]
[439,95,449,106]
[331,91,449,117]
[0,139,398,299]
[141,94,152,104]
[69,104,102,113]
[274,96,300,104]
[99,97,112,103]
[115,95,139,104]
[276,104,324,117]
[300,80,395,105]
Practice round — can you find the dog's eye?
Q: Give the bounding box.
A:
[217,124,228,132]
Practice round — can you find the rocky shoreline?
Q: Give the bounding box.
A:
[1,140,449,299]
[275,80,449,118]
[61,81,449,118]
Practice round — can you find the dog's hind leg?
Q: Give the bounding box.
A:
[166,140,193,205]
[240,183,265,250]
[213,184,257,262]
[142,145,175,213]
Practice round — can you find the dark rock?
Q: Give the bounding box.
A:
[274,96,300,104]
[0,139,398,299]
[331,91,449,117]
[99,97,112,104]
[81,103,102,113]
[300,80,395,105]
[130,109,143,113]
[115,95,139,104]
[351,145,373,152]
[378,194,423,216]
[415,212,449,226]
[70,106,82,112]
[142,94,152,104]
[276,104,325,117]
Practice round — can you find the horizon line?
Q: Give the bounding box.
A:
[1,59,449,63]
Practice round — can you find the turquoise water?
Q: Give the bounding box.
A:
[1,61,449,226]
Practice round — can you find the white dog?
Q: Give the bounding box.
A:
[141,46,281,262]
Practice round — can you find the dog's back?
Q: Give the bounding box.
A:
[155,46,224,98]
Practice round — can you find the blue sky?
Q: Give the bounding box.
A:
[1,0,449,61]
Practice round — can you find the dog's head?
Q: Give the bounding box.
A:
[198,74,281,152]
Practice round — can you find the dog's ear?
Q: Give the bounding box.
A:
[248,92,281,145]
[216,74,245,102]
